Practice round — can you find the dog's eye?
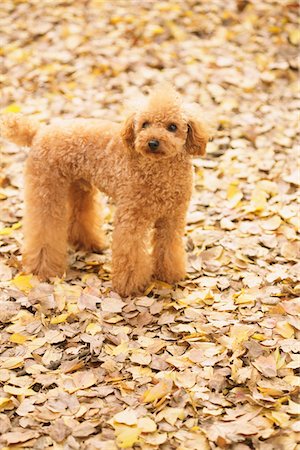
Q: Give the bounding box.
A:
[167,123,177,132]
[142,122,150,129]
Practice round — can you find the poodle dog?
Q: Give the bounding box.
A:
[1,85,210,296]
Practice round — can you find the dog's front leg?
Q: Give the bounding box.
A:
[153,213,187,284]
[111,208,152,297]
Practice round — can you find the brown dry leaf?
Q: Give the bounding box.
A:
[252,354,277,378]
[48,418,72,443]
[2,429,40,444]
[0,301,20,323]
[65,370,97,393]
[260,215,282,231]
[100,297,125,313]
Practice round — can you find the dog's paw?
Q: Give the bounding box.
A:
[112,274,151,297]
[72,237,108,253]
[153,267,186,285]
[23,249,66,280]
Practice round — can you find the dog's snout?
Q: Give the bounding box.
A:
[148,139,160,151]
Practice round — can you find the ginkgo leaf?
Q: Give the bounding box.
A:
[227,182,243,207]
[248,189,268,212]
[3,385,35,396]
[10,333,28,344]
[289,28,300,45]
[137,417,157,432]
[115,425,140,449]
[0,397,13,409]
[3,104,21,114]
[113,409,138,426]
[11,275,33,293]
[85,322,102,335]
[261,215,282,230]
[0,222,21,235]
[142,379,173,403]
[0,357,24,369]
[275,321,294,339]
[50,313,70,324]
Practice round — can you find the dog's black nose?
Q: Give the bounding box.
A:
[148,139,160,151]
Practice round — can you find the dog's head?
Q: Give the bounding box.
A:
[121,84,211,159]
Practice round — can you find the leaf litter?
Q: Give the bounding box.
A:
[0,0,299,449]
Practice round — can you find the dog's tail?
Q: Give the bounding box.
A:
[0,113,40,146]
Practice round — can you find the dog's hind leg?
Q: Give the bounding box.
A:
[68,180,107,252]
[23,158,69,279]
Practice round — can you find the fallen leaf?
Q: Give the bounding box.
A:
[113,408,138,426]
[252,354,277,377]
[142,379,173,403]
[101,297,125,313]
[11,274,33,293]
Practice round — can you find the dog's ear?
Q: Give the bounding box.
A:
[185,118,210,156]
[121,113,135,153]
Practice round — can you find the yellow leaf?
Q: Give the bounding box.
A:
[67,303,79,314]
[0,397,13,410]
[258,386,284,397]
[3,103,21,114]
[0,222,21,235]
[166,20,186,40]
[112,342,128,356]
[151,26,164,36]
[289,28,300,46]
[233,290,254,305]
[10,333,27,344]
[269,25,281,34]
[252,333,267,341]
[110,15,122,25]
[12,274,33,293]
[266,411,290,428]
[275,321,294,339]
[142,379,173,403]
[249,189,268,212]
[227,182,243,207]
[274,347,286,370]
[115,425,140,449]
[86,322,102,335]
[143,282,156,296]
[230,324,255,350]
[50,313,70,324]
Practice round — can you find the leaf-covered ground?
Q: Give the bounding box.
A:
[0,1,299,449]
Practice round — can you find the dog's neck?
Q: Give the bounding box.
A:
[130,151,191,168]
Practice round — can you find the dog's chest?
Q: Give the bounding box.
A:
[133,161,193,209]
